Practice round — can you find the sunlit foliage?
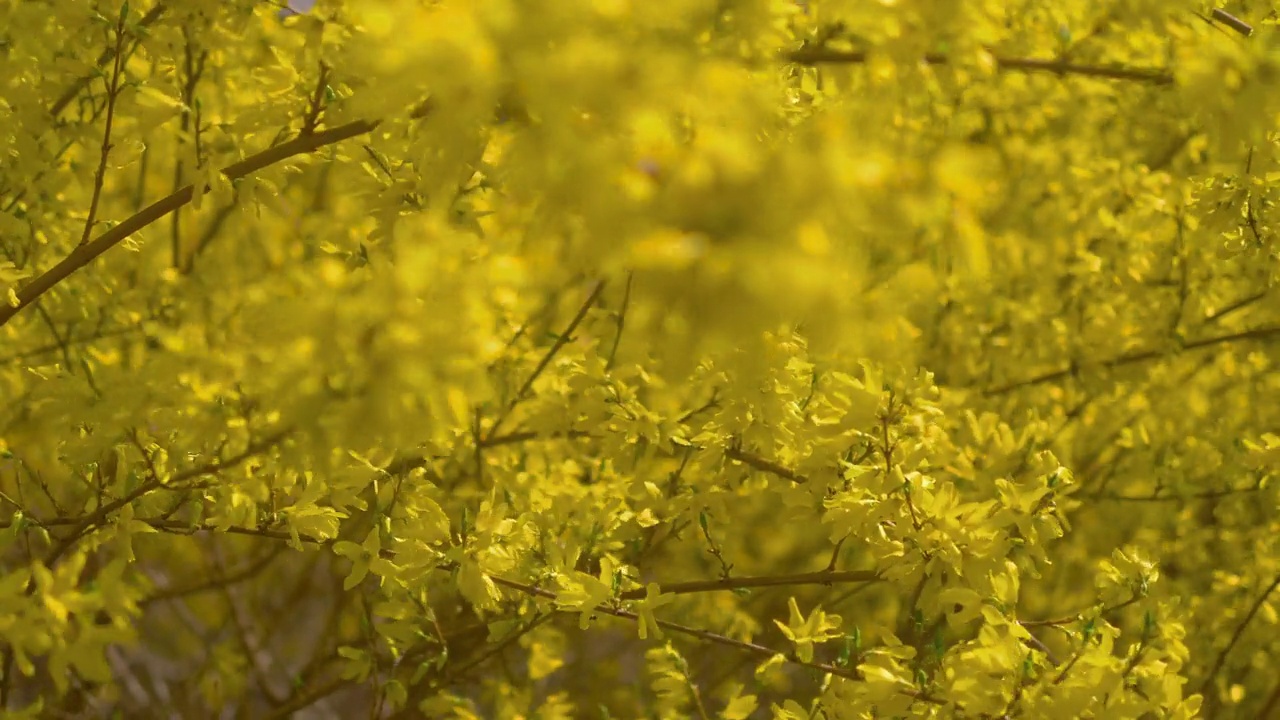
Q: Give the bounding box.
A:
[2,0,1279,717]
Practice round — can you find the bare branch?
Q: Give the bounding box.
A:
[1210,8,1254,37]
[616,569,880,600]
[785,48,1174,85]
[726,445,807,483]
[985,323,1280,395]
[482,574,952,702]
[484,280,607,442]
[1198,573,1280,701]
[78,11,129,248]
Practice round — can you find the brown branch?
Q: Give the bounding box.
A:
[390,613,555,719]
[482,575,946,698]
[40,427,293,567]
[119,540,888,708]
[0,245,76,373]
[1207,288,1269,324]
[381,430,595,477]
[483,280,607,442]
[0,321,148,365]
[386,428,803,484]
[616,569,880,600]
[1210,8,1254,37]
[138,545,286,606]
[171,27,209,270]
[0,428,291,708]
[0,119,380,329]
[262,675,348,720]
[186,199,238,270]
[384,388,720,476]
[605,272,632,371]
[1259,678,1280,720]
[127,534,883,630]
[984,323,1280,395]
[301,62,331,135]
[78,10,128,248]
[212,540,289,705]
[1088,483,1262,503]
[10,514,913,708]
[1197,573,1280,701]
[678,390,720,423]
[1021,594,1143,629]
[483,429,594,448]
[725,446,807,483]
[785,48,1174,85]
[142,518,312,545]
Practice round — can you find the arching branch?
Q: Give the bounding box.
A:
[785,48,1175,85]
[0,120,379,329]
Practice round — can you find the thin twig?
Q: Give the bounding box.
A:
[212,539,288,705]
[0,247,75,372]
[606,272,632,371]
[301,62,331,135]
[484,280,607,441]
[985,323,1280,395]
[616,569,879,600]
[725,446,807,483]
[1258,679,1280,720]
[139,545,286,606]
[78,11,128,248]
[1197,573,1280,701]
[1205,289,1268,325]
[48,5,168,119]
[41,427,293,567]
[1021,595,1143,628]
[262,675,348,720]
[786,48,1174,85]
[171,27,208,270]
[486,573,946,704]
[1087,483,1262,503]
[390,613,554,718]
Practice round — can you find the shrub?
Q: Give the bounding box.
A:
[1,2,1277,717]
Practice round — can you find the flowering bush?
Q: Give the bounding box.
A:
[1,1,1278,717]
